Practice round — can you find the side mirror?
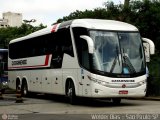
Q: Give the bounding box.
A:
[142,38,155,62]
[80,35,95,54]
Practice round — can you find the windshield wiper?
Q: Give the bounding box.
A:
[122,53,136,74]
[110,47,120,73]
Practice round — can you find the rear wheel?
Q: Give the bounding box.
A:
[16,79,20,91]
[67,81,77,105]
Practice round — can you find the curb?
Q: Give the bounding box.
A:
[143,97,160,101]
[128,97,160,101]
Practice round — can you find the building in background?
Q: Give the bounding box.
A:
[0,12,22,28]
[0,19,8,28]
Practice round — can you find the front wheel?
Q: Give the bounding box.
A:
[67,81,77,105]
[112,98,121,105]
[21,82,28,97]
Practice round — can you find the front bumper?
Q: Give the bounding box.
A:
[91,83,146,98]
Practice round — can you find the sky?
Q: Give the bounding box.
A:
[0,0,124,26]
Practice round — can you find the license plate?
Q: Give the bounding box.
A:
[119,90,128,94]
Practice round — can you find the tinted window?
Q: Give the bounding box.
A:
[9,34,53,59]
[51,28,74,68]
[9,28,74,69]
[73,27,90,69]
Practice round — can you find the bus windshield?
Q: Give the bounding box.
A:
[89,30,145,76]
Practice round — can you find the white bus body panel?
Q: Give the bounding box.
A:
[8,19,147,99]
[71,19,138,31]
[91,74,146,98]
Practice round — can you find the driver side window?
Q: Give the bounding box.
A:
[73,27,90,70]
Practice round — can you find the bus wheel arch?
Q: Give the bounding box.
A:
[65,78,77,105]
[21,78,28,97]
[16,78,21,90]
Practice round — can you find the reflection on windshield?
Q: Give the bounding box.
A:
[90,30,145,75]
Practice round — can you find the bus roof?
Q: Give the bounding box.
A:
[9,19,138,44]
[71,19,138,31]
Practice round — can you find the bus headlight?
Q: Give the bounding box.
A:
[138,80,146,85]
[88,76,109,87]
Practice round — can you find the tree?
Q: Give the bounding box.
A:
[0,23,46,48]
[124,0,130,8]
[57,0,160,51]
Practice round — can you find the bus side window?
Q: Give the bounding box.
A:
[50,28,74,68]
[81,39,90,69]
[73,27,90,70]
[50,32,63,68]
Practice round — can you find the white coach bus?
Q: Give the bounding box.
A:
[8,19,155,104]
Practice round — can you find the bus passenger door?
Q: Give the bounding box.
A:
[78,68,91,97]
[80,69,91,97]
[81,39,91,97]
[77,68,83,96]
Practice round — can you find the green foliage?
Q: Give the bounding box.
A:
[130,0,160,47]
[57,0,160,51]
[0,23,46,48]
[148,52,160,82]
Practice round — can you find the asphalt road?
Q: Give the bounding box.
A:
[0,93,160,120]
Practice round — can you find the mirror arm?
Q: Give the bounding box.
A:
[80,35,95,54]
[142,38,155,55]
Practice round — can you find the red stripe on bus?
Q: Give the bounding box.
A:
[51,24,58,32]
[44,54,50,66]
[8,55,50,69]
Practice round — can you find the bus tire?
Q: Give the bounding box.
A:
[16,79,20,91]
[112,98,121,105]
[67,81,77,105]
[21,81,28,97]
